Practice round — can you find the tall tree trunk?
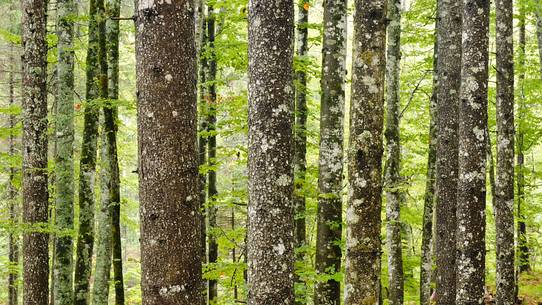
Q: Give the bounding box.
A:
[247,0,295,303]
[53,0,76,303]
[206,5,218,303]
[21,0,49,302]
[105,0,125,302]
[314,0,347,304]
[8,43,19,305]
[294,1,308,301]
[344,0,386,303]
[537,0,542,75]
[74,0,108,302]
[420,30,438,305]
[495,0,515,302]
[135,0,202,303]
[456,0,489,302]
[434,0,462,301]
[384,0,404,303]
[516,1,530,274]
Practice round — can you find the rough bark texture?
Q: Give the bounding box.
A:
[495,0,515,302]
[21,0,49,303]
[294,1,308,301]
[420,33,438,305]
[314,0,347,304]
[206,5,218,303]
[247,0,295,304]
[74,0,107,302]
[434,0,462,302]
[53,0,76,303]
[344,0,386,303]
[135,0,202,303]
[455,0,489,302]
[384,0,404,303]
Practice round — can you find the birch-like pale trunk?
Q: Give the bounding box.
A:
[345,0,386,303]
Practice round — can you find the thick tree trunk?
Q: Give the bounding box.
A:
[74,0,108,302]
[21,0,49,303]
[53,0,76,303]
[314,0,347,304]
[247,0,295,303]
[135,0,202,303]
[495,0,515,302]
[294,1,308,301]
[206,5,218,303]
[420,33,438,305]
[456,0,489,303]
[434,0,462,302]
[344,0,386,303]
[384,0,404,303]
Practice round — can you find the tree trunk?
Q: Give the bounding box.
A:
[434,0,462,301]
[314,0,347,304]
[294,1,308,301]
[344,0,386,303]
[456,0,489,303]
[206,5,219,303]
[420,30,438,305]
[21,0,49,302]
[74,0,108,302]
[537,0,542,75]
[495,0,515,302]
[247,0,295,303]
[53,0,76,303]
[135,0,202,303]
[384,0,404,303]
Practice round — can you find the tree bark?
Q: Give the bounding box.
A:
[314,0,347,304]
[456,0,489,302]
[434,0,462,302]
[420,30,438,305]
[74,0,108,302]
[384,0,404,303]
[344,0,386,303]
[21,0,49,303]
[53,0,76,303]
[495,0,515,302]
[135,0,202,303]
[294,1,308,301]
[537,0,542,75]
[247,0,295,303]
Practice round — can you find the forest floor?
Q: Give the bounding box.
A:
[517,271,542,304]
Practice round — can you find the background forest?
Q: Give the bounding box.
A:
[0,0,541,304]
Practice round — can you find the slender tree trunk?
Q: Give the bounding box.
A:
[314,0,347,304]
[135,0,202,303]
[434,0,462,301]
[516,2,530,274]
[537,0,542,75]
[420,31,438,305]
[53,0,76,303]
[456,0,489,302]
[74,0,108,302]
[495,0,515,302]
[293,1,308,301]
[8,44,19,305]
[206,5,219,303]
[344,0,386,303]
[21,0,49,302]
[384,0,404,303]
[247,0,295,303]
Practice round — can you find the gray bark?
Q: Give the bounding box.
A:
[135,0,202,303]
[434,0,462,302]
[53,0,76,303]
[314,0,347,304]
[247,0,295,303]
[455,0,489,302]
[495,0,515,302]
[384,0,404,303]
[344,0,387,303]
[21,0,49,302]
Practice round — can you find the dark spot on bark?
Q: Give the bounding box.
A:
[152,65,163,77]
[356,149,365,167]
